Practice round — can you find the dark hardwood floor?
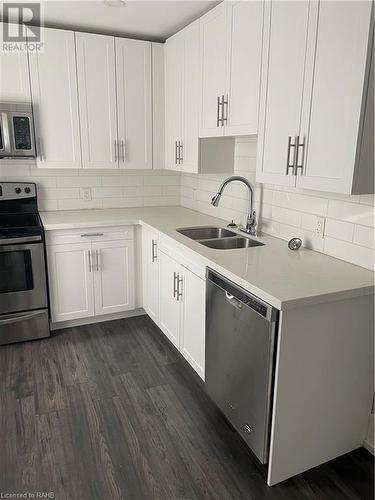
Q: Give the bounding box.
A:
[0,315,373,500]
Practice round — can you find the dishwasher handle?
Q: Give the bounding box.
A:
[207,268,278,323]
[225,292,243,310]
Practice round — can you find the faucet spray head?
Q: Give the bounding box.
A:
[211,192,221,206]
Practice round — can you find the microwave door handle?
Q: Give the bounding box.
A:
[1,113,12,153]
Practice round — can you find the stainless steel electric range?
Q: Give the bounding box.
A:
[0,182,50,345]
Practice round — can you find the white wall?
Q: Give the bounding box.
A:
[180,137,375,271]
[0,160,180,211]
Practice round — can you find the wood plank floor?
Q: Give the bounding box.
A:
[0,315,373,500]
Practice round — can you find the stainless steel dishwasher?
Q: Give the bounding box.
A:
[205,269,278,464]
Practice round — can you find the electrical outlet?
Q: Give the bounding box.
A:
[80,187,92,201]
[315,216,325,238]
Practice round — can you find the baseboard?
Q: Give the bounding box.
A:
[51,308,146,330]
[363,439,374,455]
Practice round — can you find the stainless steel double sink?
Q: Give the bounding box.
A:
[176,226,265,250]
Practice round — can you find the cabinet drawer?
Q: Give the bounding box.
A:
[45,225,134,245]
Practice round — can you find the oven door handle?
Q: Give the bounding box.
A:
[0,310,45,325]
[0,235,42,246]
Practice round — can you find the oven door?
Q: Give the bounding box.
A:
[0,241,48,315]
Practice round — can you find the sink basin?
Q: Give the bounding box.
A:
[177,226,237,240]
[201,237,265,250]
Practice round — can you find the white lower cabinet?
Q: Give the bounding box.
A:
[92,240,135,316]
[141,227,160,323]
[159,250,182,349]
[47,242,95,322]
[180,268,205,380]
[144,239,205,380]
[46,228,135,323]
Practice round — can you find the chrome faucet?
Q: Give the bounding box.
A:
[211,175,257,236]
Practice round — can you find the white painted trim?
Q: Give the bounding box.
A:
[51,308,145,330]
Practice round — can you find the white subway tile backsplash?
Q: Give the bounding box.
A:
[324,237,375,271]
[328,200,375,227]
[353,225,375,249]
[144,175,179,186]
[325,219,354,242]
[180,137,375,270]
[56,176,102,188]
[102,176,143,187]
[57,199,103,210]
[92,187,123,198]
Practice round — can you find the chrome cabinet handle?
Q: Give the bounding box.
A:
[95,249,100,271]
[173,271,178,298]
[217,96,223,127]
[151,239,157,263]
[285,136,296,175]
[114,139,118,162]
[176,275,183,301]
[294,135,305,176]
[88,250,92,272]
[175,140,178,165]
[222,94,228,126]
[179,141,183,164]
[80,233,104,237]
[121,139,125,163]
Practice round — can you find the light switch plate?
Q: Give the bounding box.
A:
[80,187,92,201]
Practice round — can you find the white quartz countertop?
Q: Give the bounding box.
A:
[40,206,374,310]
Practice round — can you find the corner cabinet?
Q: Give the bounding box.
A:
[46,226,135,323]
[256,0,374,195]
[29,28,82,168]
[199,1,264,138]
[165,21,200,173]
[141,226,160,323]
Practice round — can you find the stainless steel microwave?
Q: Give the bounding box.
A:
[0,103,36,159]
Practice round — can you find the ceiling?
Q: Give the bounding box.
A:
[3,0,220,42]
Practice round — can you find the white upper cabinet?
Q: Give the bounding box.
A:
[165,20,200,173]
[29,28,82,168]
[0,24,30,103]
[256,0,310,187]
[199,3,227,137]
[225,0,263,136]
[298,0,374,194]
[116,38,152,170]
[199,1,264,138]
[256,0,374,195]
[76,32,118,169]
[164,32,184,171]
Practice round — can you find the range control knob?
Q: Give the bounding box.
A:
[24,187,31,194]
[15,187,21,194]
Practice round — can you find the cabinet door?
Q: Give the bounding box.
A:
[181,268,205,380]
[142,227,160,323]
[0,25,30,102]
[225,1,263,136]
[116,38,152,170]
[297,1,373,194]
[256,0,310,186]
[199,2,227,138]
[181,21,200,173]
[47,243,94,322]
[92,240,135,316]
[159,250,181,349]
[76,32,118,169]
[164,33,183,171]
[29,28,81,168]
